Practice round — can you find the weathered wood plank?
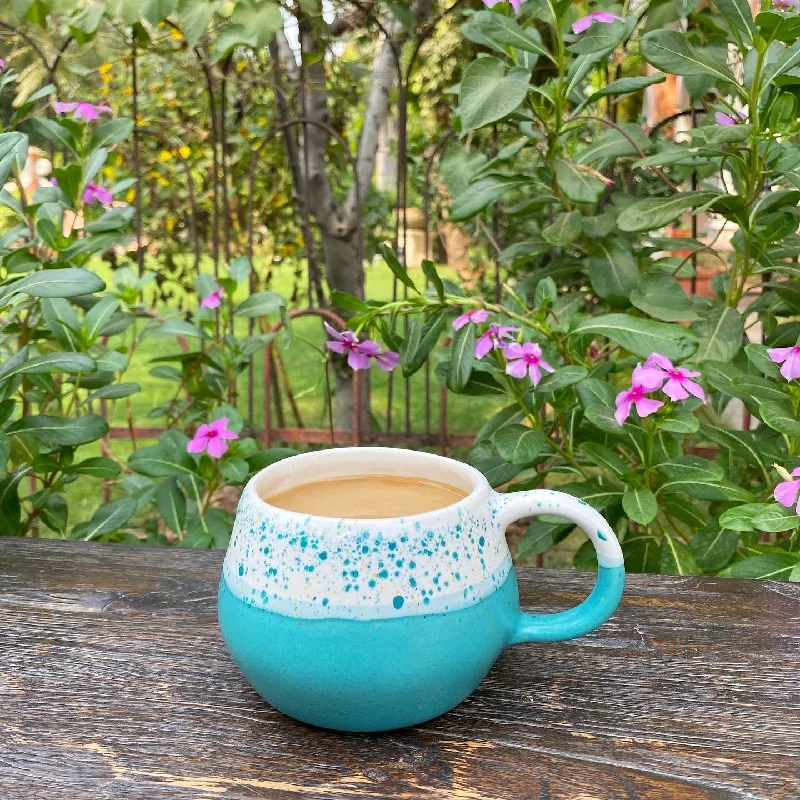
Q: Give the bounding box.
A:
[1,539,798,800]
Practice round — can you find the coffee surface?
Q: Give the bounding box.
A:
[263,474,468,518]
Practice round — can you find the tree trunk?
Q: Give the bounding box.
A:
[320,231,370,434]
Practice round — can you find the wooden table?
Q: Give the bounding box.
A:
[1,539,798,799]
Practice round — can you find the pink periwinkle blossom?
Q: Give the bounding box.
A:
[640,353,705,402]
[187,417,238,459]
[452,308,489,331]
[482,0,525,12]
[774,0,799,11]
[201,286,225,309]
[774,467,800,514]
[475,323,519,360]
[0,59,5,71]
[324,321,399,372]
[83,182,112,205]
[54,101,112,122]
[768,344,800,381]
[572,11,624,34]
[715,109,747,126]
[614,364,665,426]
[504,342,554,386]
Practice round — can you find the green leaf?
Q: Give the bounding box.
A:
[656,455,724,481]
[459,57,530,132]
[575,124,650,166]
[84,296,120,342]
[656,412,700,435]
[541,211,581,247]
[128,439,200,479]
[659,478,757,503]
[577,378,617,409]
[569,19,627,55]
[474,457,522,488]
[617,192,721,233]
[715,0,756,40]
[72,497,137,541]
[474,404,523,444]
[630,273,699,322]
[211,0,281,59]
[578,442,629,475]
[623,487,658,525]
[234,291,285,318]
[179,0,219,47]
[421,259,444,302]
[493,424,547,466]
[449,176,531,221]
[554,159,606,203]
[0,468,27,535]
[569,314,698,360]
[36,492,68,533]
[561,478,624,509]
[11,268,105,298]
[723,553,800,579]
[7,414,108,447]
[90,118,134,151]
[641,30,738,85]
[330,291,367,313]
[759,401,800,437]
[588,238,639,306]
[719,503,771,532]
[30,118,78,156]
[692,304,742,362]
[447,323,475,392]
[246,448,298,473]
[0,351,95,382]
[69,456,122,479]
[85,382,141,403]
[753,503,800,532]
[144,0,177,24]
[378,242,417,292]
[219,457,249,484]
[584,403,623,433]
[401,310,445,378]
[537,365,587,394]
[583,73,667,105]
[473,11,551,58]
[660,532,701,575]
[155,477,186,535]
[622,532,661,573]
[516,520,570,559]
[690,522,739,572]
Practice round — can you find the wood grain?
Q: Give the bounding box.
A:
[1,539,798,800]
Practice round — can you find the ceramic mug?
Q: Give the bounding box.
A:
[218,447,625,732]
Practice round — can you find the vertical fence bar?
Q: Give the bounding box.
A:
[131,40,144,277]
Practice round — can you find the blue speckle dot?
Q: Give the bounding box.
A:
[322,598,329,606]
[319,552,327,560]
[238,565,244,576]
[378,569,389,579]
[479,536,485,547]
[392,596,404,609]
[597,530,608,541]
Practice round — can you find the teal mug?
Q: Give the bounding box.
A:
[218,447,625,731]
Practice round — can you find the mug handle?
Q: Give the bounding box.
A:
[494,489,625,644]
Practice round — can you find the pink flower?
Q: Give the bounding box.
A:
[482,0,525,12]
[475,323,519,360]
[768,345,800,381]
[201,286,225,309]
[504,342,554,386]
[83,182,112,205]
[774,467,800,514]
[187,417,238,459]
[715,109,747,126]
[54,101,112,122]
[452,309,489,331]
[0,59,5,71]
[572,11,624,34]
[324,321,398,372]
[50,177,59,187]
[774,0,799,10]
[614,386,663,426]
[641,353,705,402]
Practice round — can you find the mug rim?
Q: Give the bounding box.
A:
[244,446,491,526]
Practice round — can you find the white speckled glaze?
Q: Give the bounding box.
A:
[222,448,623,620]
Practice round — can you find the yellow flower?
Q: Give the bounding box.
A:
[178,146,191,159]
[168,98,177,108]
[103,166,115,180]
[157,176,169,187]
[123,87,134,96]
[148,170,159,179]
[280,244,296,258]
[99,62,113,75]
[149,83,159,92]
[272,192,287,208]
[100,74,112,85]
[236,60,247,73]
[158,150,173,162]
[257,116,267,126]
[170,29,183,40]
[136,115,145,127]
[295,232,304,246]
[166,216,177,231]
[116,153,124,166]
[126,188,136,202]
